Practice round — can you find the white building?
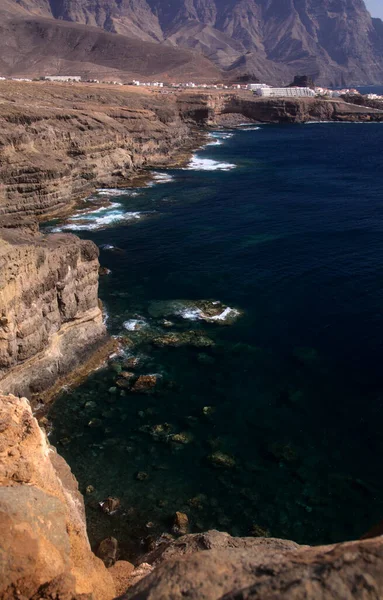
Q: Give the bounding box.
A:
[255,87,315,98]
[44,76,82,82]
[247,83,270,91]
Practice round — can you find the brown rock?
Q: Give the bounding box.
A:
[208,451,236,469]
[121,531,383,600]
[116,378,132,389]
[123,357,140,369]
[172,512,189,536]
[131,375,159,393]
[120,371,136,380]
[97,537,118,568]
[108,560,135,596]
[100,497,121,515]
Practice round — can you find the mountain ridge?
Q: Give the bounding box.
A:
[1,0,383,84]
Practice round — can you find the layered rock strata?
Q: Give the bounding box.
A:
[0,219,107,400]
[0,82,192,221]
[1,82,382,222]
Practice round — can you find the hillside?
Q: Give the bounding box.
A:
[1,0,383,84]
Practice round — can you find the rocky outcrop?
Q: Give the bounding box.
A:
[0,393,115,600]
[122,530,383,600]
[179,93,383,125]
[0,219,108,400]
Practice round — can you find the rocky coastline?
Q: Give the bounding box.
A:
[1,84,382,404]
[1,81,383,599]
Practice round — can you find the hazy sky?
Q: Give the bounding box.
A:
[365,0,383,19]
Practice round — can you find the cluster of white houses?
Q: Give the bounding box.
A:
[0,75,366,99]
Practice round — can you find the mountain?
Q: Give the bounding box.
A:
[1,0,383,84]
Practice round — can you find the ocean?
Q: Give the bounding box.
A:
[47,122,383,559]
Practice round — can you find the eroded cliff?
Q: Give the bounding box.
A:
[0,219,108,400]
[0,82,194,221]
[1,81,382,222]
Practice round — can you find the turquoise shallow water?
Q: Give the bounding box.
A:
[48,123,383,559]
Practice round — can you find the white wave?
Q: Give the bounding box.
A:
[204,138,223,147]
[97,188,139,196]
[186,156,236,171]
[211,132,234,140]
[241,126,261,131]
[304,121,380,125]
[177,305,240,322]
[51,202,142,232]
[123,318,148,331]
[177,308,203,321]
[100,244,116,250]
[206,307,241,321]
[147,172,174,186]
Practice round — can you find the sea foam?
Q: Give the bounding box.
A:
[51,202,142,232]
[147,172,174,186]
[186,156,236,171]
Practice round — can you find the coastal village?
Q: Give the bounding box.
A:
[0,73,380,99]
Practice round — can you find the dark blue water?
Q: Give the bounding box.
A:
[48,123,383,559]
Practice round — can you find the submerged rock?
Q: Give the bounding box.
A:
[149,299,242,325]
[208,451,236,469]
[97,536,118,567]
[152,331,214,348]
[120,371,136,380]
[116,378,132,389]
[150,423,173,440]
[132,374,160,393]
[136,471,149,481]
[250,524,271,538]
[172,512,189,536]
[88,418,103,428]
[100,497,121,515]
[123,356,140,369]
[170,432,194,445]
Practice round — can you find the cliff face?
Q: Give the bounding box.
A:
[1,81,382,221]
[0,393,115,600]
[0,220,107,400]
[0,82,192,221]
[2,0,383,85]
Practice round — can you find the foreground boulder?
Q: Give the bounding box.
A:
[122,530,383,600]
[0,394,115,600]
